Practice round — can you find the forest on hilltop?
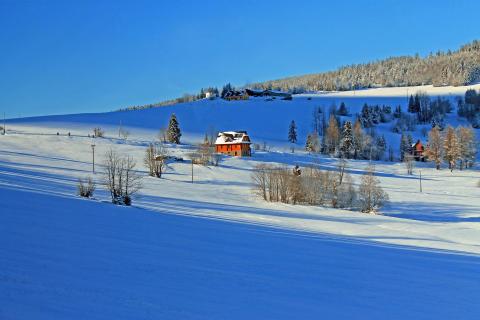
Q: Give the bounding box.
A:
[251,40,480,93]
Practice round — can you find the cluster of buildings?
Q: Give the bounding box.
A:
[223,89,292,101]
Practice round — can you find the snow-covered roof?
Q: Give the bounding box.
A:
[215,131,251,145]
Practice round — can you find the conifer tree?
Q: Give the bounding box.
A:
[167,113,181,144]
[340,121,354,158]
[408,95,415,113]
[288,120,297,143]
[338,102,348,116]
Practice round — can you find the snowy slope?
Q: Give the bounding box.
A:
[6,83,480,149]
[2,83,480,318]
[1,132,480,254]
[1,162,480,320]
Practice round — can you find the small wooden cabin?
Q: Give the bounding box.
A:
[412,140,425,161]
[215,131,252,157]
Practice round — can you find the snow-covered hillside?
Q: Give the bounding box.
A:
[2,84,480,319]
[2,174,480,319]
[7,84,480,149]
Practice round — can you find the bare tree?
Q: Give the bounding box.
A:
[457,126,476,169]
[206,126,218,146]
[158,127,167,143]
[425,126,443,169]
[404,153,414,175]
[443,126,460,171]
[196,141,213,166]
[93,127,105,138]
[119,127,130,142]
[103,149,142,205]
[252,164,270,201]
[358,166,388,213]
[144,143,168,178]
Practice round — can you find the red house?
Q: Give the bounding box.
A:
[215,131,252,157]
[412,140,425,161]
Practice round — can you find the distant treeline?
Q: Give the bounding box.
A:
[118,40,480,111]
[250,40,480,93]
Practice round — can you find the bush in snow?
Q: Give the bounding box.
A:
[144,143,168,178]
[93,127,105,138]
[77,177,95,198]
[358,166,389,213]
[252,160,358,210]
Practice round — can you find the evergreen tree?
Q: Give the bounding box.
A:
[340,121,354,158]
[399,133,410,162]
[408,95,415,113]
[221,83,233,98]
[167,113,182,144]
[393,105,402,118]
[288,120,297,143]
[375,135,387,161]
[338,102,348,116]
[413,94,421,113]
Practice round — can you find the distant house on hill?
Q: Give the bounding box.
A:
[245,88,292,100]
[205,91,214,99]
[412,140,425,161]
[215,131,252,157]
[223,90,249,101]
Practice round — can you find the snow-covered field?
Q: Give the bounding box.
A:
[2,84,480,318]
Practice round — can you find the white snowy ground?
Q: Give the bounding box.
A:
[1,84,480,318]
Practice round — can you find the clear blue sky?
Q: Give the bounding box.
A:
[1,0,479,117]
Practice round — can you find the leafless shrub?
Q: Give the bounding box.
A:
[144,143,168,178]
[196,142,214,166]
[358,165,389,213]
[158,127,167,143]
[212,153,222,166]
[103,149,142,205]
[77,177,95,198]
[251,162,358,209]
[119,127,130,141]
[93,127,105,138]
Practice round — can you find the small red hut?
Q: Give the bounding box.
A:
[412,140,425,161]
[215,131,251,157]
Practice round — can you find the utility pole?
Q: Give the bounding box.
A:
[191,158,194,183]
[91,138,96,173]
[419,170,422,193]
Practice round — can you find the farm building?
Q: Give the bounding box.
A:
[245,88,292,100]
[223,90,249,101]
[412,140,425,161]
[215,131,252,157]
